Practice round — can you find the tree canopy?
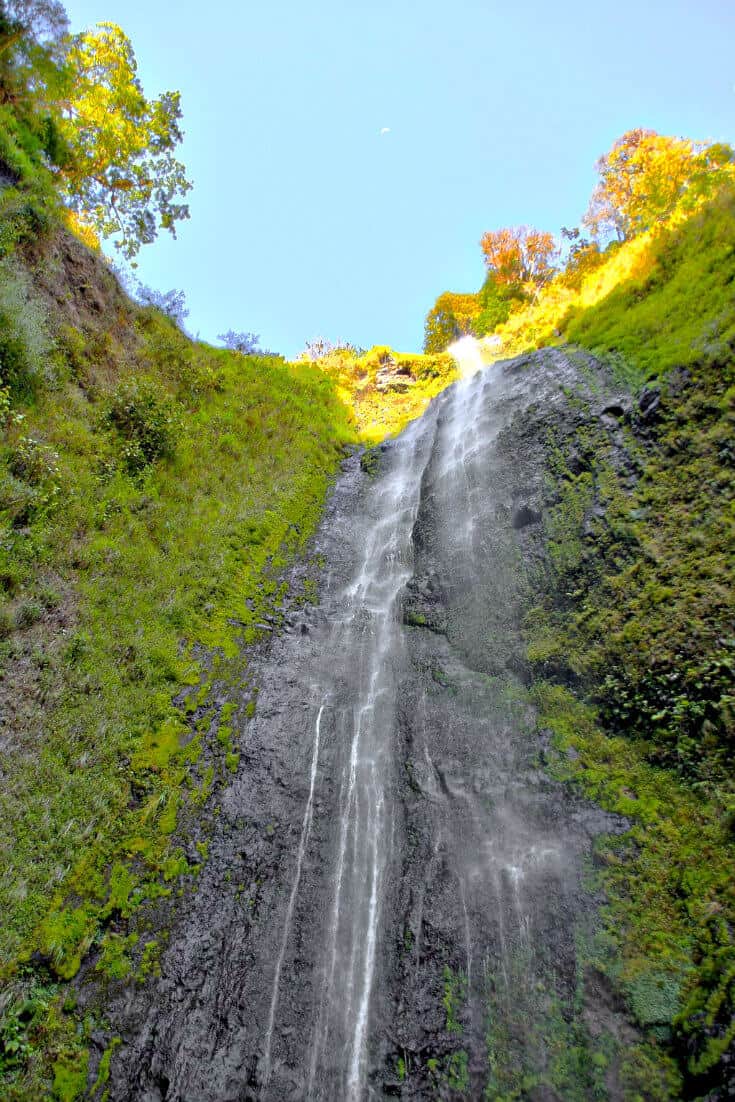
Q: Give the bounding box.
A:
[56,23,191,259]
[0,5,191,258]
[584,128,735,242]
[479,225,557,294]
[423,292,479,353]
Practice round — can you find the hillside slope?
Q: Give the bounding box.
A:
[522,188,735,1097]
[0,162,355,1096]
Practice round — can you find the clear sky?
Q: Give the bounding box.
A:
[63,0,735,358]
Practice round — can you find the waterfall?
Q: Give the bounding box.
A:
[448,334,485,379]
[109,350,632,1102]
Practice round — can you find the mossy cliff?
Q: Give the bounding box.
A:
[521,188,735,1098]
[0,115,355,1095]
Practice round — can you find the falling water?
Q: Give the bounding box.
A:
[302,418,438,1100]
[109,348,631,1102]
[447,333,486,379]
[262,704,325,1083]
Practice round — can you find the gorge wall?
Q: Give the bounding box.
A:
[97,350,677,1101]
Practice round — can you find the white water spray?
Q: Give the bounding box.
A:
[448,334,486,380]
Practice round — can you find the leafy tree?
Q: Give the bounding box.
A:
[55,22,191,259]
[479,225,557,293]
[583,129,735,242]
[557,226,603,289]
[137,284,188,327]
[0,0,67,91]
[474,273,519,336]
[0,0,66,48]
[423,291,479,353]
[0,0,69,166]
[218,330,262,355]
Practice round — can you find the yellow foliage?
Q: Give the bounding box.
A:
[481,217,672,362]
[302,344,457,442]
[62,208,101,252]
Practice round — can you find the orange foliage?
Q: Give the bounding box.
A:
[583,128,735,242]
[479,225,557,290]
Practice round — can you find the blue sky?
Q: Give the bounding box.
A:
[63,0,735,357]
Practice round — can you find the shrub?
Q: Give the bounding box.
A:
[105,377,178,472]
[0,259,52,399]
[218,329,261,354]
[136,285,189,328]
[8,436,59,485]
[15,601,42,629]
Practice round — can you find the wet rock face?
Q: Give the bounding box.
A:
[106,350,635,1101]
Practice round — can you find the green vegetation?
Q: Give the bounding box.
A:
[443,966,467,1035]
[521,186,735,1094]
[567,184,735,381]
[0,303,352,1090]
[2,2,734,1094]
[423,128,735,358]
[0,16,354,1091]
[0,2,190,258]
[303,342,457,441]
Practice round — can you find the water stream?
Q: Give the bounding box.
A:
[108,348,631,1102]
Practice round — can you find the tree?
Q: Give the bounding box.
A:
[0,0,69,165]
[423,292,480,353]
[557,226,603,289]
[137,284,189,327]
[0,0,66,46]
[474,273,518,336]
[479,225,557,293]
[583,129,735,242]
[55,23,191,259]
[218,330,262,355]
[0,0,67,84]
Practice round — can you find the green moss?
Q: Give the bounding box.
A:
[37,907,98,981]
[446,1049,469,1091]
[91,1037,121,1095]
[216,724,233,747]
[96,933,138,981]
[52,1048,89,1102]
[359,447,380,476]
[137,939,162,982]
[520,200,735,1090]
[443,966,467,1035]
[105,862,137,917]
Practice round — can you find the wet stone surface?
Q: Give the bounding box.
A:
[106,350,638,1101]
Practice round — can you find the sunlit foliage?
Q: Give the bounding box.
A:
[425,127,735,362]
[583,128,735,242]
[56,23,191,258]
[424,291,480,352]
[479,225,558,291]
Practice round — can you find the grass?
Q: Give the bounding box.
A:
[519,199,735,1092]
[0,191,354,1093]
[565,186,735,380]
[0,336,353,968]
[307,343,458,441]
[469,181,735,393]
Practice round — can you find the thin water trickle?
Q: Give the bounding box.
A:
[262,702,326,1082]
